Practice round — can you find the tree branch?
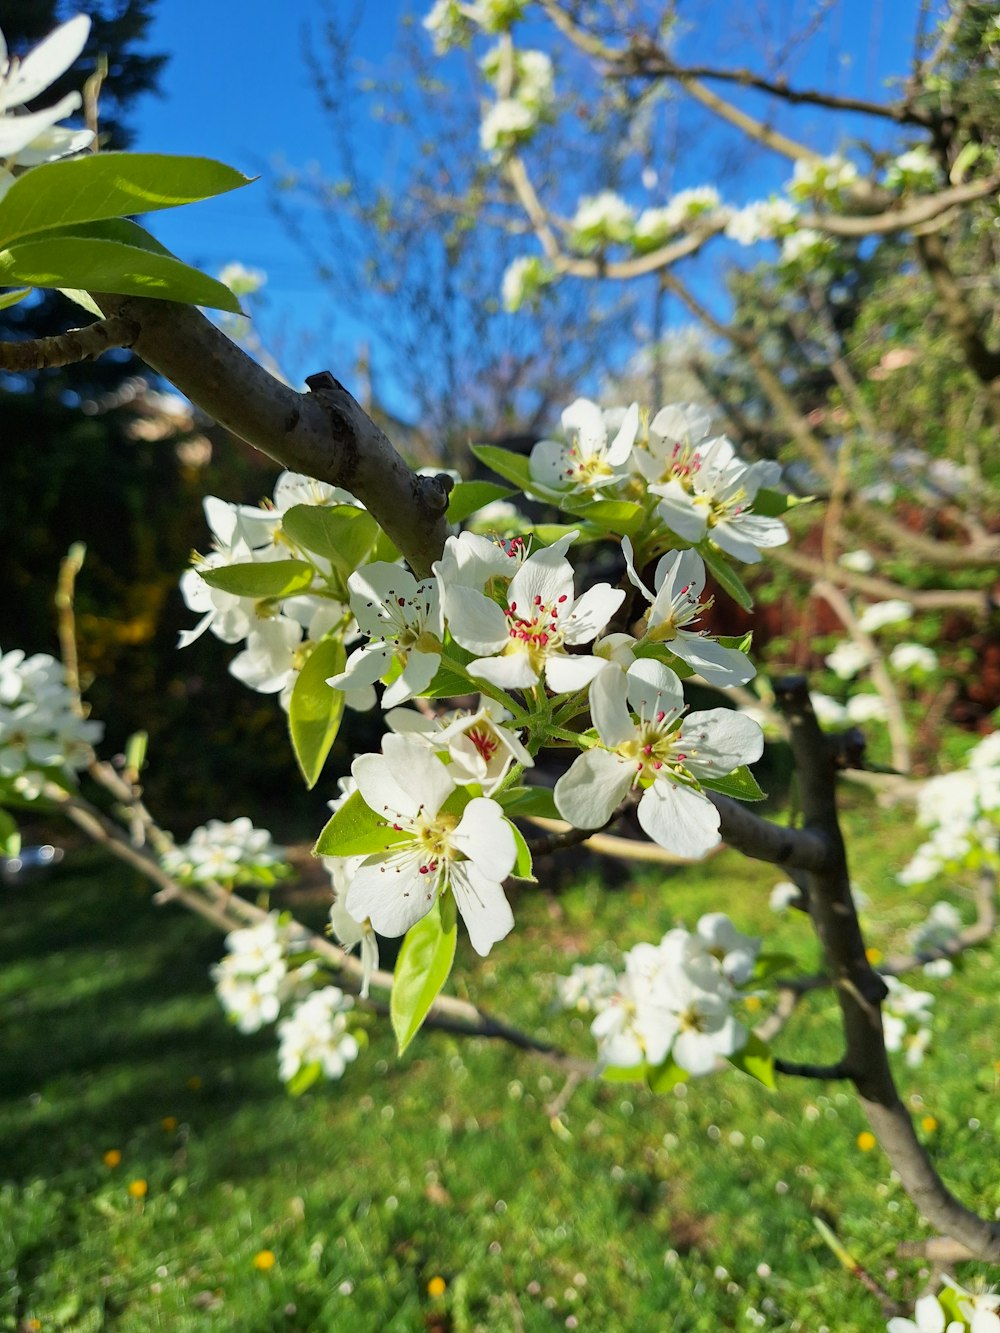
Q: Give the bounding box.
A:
[0,315,139,371]
[91,295,451,576]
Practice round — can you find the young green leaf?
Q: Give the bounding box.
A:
[314,789,411,858]
[391,896,458,1054]
[0,153,252,249]
[199,559,315,599]
[446,480,517,525]
[700,765,767,802]
[497,785,560,819]
[288,636,347,789]
[646,1056,690,1094]
[700,544,754,613]
[0,287,30,310]
[509,822,536,881]
[0,235,242,312]
[0,808,21,859]
[281,504,378,575]
[469,443,533,491]
[727,1031,776,1089]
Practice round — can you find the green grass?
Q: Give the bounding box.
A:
[1,795,998,1332]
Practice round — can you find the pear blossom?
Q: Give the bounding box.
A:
[433,528,535,599]
[346,736,517,955]
[529,398,639,495]
[0,646,102,785]
[161,817,288,887]
[886,1293,963,1333]
[480,97,536,155]
[501,254,551,311]
[621,538,756,687]
[385,698,533,793]
[845,693,889,724]
[693,912,761,985]
[882,976,934,1066]
[570,191,636,250]
[328,858,379,999]
[838,548,876,573]
[329,562,443,708]
[444,533,624,693]
[554,962,618,1013]
[890,642,938,674]
[884,145,942,190]
[646,431,788,563]
[724,197,797,245]
[857,599,913,633]
[788,153,859,202]
[422,0,470,53]
[779,227,835,267]
[826,640,871,680]
[277,986,359,1083]
[810,692,848,727]
[0,15,93,166]
[770,880,802,913]
[554,659,763,858]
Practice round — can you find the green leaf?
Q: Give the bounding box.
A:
[509,822,535,881]
[529,523,586,547]
[288,636,346,789]
[447,480,516,524]
[700,544,754,613]
[559,497,645,536]
[391,897,457,1054]
[0,235,242,311]
[372,529,400,564]
[314,789,411,858]
[281,504,379,575]
[286,1061,323,1097]
[199,559,315,599]
[599,1063,648,1084]
[498,785,560,819]
[470,443,532,492]
[753,487,814,517]
[647,1056,690,1094]
[0,286,30,309]
[0,808,21,858]
[701,764,767,802]
[727,1031,775,1089]
[752,951,798,984]
[0,153,252,248]
[32,216,173,254]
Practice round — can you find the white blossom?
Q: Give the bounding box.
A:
[345,736,517,955]
[444,532,624,694]
[385,698,533,794]
[838,548,876,573]
[724,197,798,245]
[826,640,871,680]
[857,599,913,633]
[845,693,889,724]
[162,817,288,887]
[554,659,763,859]
[554,962,618,1013]
[277,986,359,1083]
[0,15,93,166]
[529,398,639,495]
[621,539,756,687]
[890,642,938,674]
[570,191,636,249]
[0,646,102,786]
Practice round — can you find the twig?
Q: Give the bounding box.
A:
[0,316,140,371]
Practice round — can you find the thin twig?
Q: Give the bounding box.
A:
[0,316,140,371]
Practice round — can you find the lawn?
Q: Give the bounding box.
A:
[1,791,998,1331]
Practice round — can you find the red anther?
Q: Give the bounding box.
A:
[643,744,652,756]
[534,594,542,606]
[392,823,402,831]
[397,597,406,607]
[557,594,568,603]
[419,865,428,874]
[653,760,663,769]
[656,710,665,722]
[676,753,686,762]
[510,601,517,612]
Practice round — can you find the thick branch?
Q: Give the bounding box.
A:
[775,675,1000,1261]
[800,176,1000,237]
[91,295,451,576]
[708,792,830,872]
[0,315,139,371]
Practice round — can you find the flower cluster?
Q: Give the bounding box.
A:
[557,915,760,1077]
[0,14,93,195]
[887,1280,1000,1333]
[479,45,553,158]
[530,398,789,565]
[898,733,1000,886]
[882,975,935,1067]
[277,985,360,1085]
[160,816,289,888]
[211,913,308,1034]
[0,646,102,796]
[179,470,374,712]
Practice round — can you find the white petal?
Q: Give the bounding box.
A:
[452,797,517,877]
[676,708,764,777]
[507,544,573,618]
[328,641,392,690]
[382,734,455,814]
[345,855,435,939]
[544,652,606,693]
[555,749,633,828]
[652,485,708,543]
[382,650,440,707]
[468,650,539,690]
[449,862,514,955]
[651,402,711,445]
[606,402,639,465]
[1,16,90,109]
[672,633,756,688]
[637,782,720,858]
[590,666,635,746]
[621,535,654,601]
[652,548,706,608]
[625,658,684,719]
[561,397,606,451]
[529,438,574,491]
[445,586,508,655]
[562,583,625,645]
[0,94,81,156]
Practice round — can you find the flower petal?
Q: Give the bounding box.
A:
[637,781,720,858]
[450,861,515,955]
[555,749,632,828]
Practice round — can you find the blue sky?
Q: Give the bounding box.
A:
[130,0,928,409]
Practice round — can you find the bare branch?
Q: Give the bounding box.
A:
[92,295,451,576]
[0,315,139,371]
[801,176,1000,237]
